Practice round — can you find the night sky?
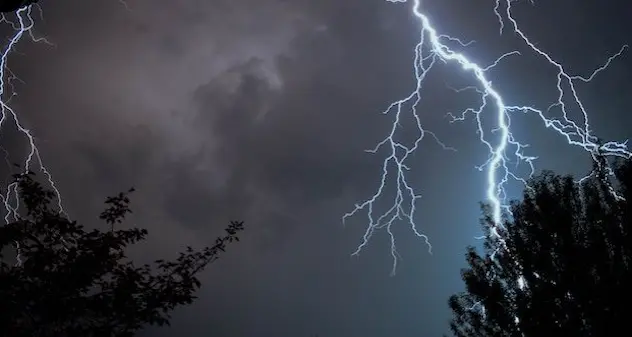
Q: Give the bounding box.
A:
[3,0,632,336]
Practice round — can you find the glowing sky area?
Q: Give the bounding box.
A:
[1,0,631,336]
[344,0,629,274]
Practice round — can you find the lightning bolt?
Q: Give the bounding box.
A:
[0,5,63,264]
[344,0,630,274]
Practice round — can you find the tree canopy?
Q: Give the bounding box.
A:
[0,172,244,337]
[448,159,632,336]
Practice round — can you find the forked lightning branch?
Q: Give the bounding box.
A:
[343,0,629,274]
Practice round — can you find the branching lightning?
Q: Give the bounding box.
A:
[0,5,63,264]
[344,0,630,274]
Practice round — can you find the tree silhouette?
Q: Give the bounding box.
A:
[447,158,632,336]
[0,171,244,337]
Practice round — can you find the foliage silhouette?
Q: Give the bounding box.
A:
[447,158,632,336]
[0,171,244,337]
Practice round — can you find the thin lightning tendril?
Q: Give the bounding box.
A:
[344,0,630,275]
[0,6,63,265]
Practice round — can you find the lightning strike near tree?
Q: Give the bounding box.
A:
[344,0,630,274]
[0,5,64,264]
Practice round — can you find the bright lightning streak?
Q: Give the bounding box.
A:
[344,0,629,274]
[0,5,64,264]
